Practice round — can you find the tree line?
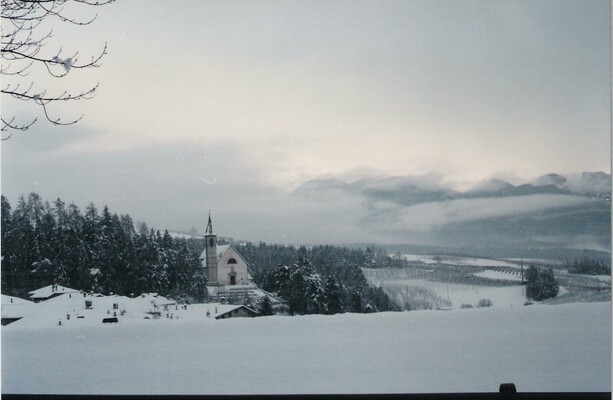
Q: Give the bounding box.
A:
[238,242,398,314]
[2,193,398,315]
[1,193,206,300]
[567,257,611,276]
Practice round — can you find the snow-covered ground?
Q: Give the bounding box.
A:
[363,267,529,310]
[374,278,527,309]
[505,258,565,267]
[403,254,519,268]
[589,275,612,283]
[472,270,523,282]
[2,302,610,394]
[402,254,439,264]
[448,257,519,268]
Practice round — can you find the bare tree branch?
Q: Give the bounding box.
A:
[1,0,114,135]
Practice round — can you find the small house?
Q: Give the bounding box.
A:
[214,305,258,320]
[28,284,80,303]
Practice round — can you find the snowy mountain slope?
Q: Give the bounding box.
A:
[293,172,611,203]
[2,302,610,394]
[291,172,611,251]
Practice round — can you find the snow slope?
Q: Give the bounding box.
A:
[2,302,610,394]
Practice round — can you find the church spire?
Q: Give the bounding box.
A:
[204,210,218,285]
[206,210,213,235]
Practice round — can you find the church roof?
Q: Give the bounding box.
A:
[200,244,247,267]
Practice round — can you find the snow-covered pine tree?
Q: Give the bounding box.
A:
[324,276,343,315]
[258,296,275,316]
[526,266,559,301]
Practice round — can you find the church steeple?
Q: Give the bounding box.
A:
[205,211,213,235]
[204,211,218,285]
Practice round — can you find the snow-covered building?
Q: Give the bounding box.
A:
[1,294,34,325]
[199,214,252,287]
[214,304,258,320]
[28,284,80,303]
[199,213,288,311]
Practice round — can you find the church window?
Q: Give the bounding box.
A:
[227,258,237,264]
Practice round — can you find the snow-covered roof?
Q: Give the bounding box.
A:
[206,283,287,305]
[254,288,288,305]
[2,294,33,305]
[195,303,256,319]
[1,295,35,319]
[206,283,255,296]
[28,285,80,300]
[5,292,180,328]
[200,244,249,268]
[215,305,257,319]
[200,244,229,262]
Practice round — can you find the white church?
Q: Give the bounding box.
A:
[199,213,286,310]
[200,213,252,287]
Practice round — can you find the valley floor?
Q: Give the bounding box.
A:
[2,302,611,395]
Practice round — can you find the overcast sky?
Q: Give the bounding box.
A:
[2,0,610,244]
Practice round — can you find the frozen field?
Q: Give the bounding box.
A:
[2,302,611,395]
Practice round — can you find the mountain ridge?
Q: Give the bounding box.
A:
[293,171,611,203]
[291,171,611,252]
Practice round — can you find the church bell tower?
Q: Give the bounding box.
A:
[204,211,218,285]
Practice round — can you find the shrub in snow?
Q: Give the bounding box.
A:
[386,283,451,311]
[460,304,473,309]
[477,299,493,308]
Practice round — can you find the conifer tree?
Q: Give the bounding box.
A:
[324,276,343,315]
[526,266,559,301]
[258,296,275,316]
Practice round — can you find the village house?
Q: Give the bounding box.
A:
[213,304,258,320]
[28,284,80,303]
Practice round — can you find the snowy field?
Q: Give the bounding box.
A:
[2,302,611,395]
[386,279,527,309]
[363,268,527,310]
[403,254,520,268]
[505,258,565,267]
[473,270,523,282]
